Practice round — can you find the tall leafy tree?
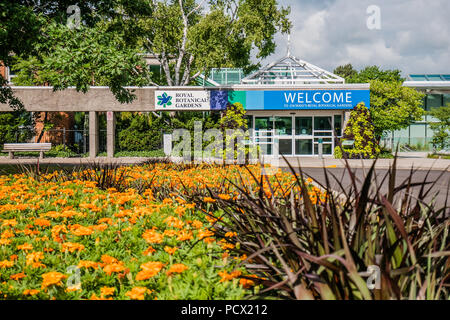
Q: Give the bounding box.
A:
[334,64,424,139]
[123,0,291,86]
[428,104,450,150]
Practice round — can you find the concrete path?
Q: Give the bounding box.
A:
[295,167,450,210]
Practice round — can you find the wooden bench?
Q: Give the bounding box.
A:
[2,143,52,159]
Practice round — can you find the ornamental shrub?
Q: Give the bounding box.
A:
[335,102,380,159]
[118,113,168,151]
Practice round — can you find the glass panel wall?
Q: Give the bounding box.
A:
[295,117,312,136]
[274,117,292,135]
[295,139,312,155]
[314,116,332,131]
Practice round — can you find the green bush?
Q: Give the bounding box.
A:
[335,102,380,159]
[0,111,33,146]
[118,113,168,151]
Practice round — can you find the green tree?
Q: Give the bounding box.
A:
[347,66,404,83]
[333,63,357,80]
[129,0,291,86]
[369,80,424,138]
[333,65,424,139]
[429,104,450,150]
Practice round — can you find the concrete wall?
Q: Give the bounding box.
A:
[0,84,371,112]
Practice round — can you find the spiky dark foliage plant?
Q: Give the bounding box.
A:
[189,156,449,300]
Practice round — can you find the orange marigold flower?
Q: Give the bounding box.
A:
[166,264,188,276]
[142,229,163,244]
[17,243,33,251]
[218,194,231,201]
[191,220,203,229]
[1,229,15,238]
[164,246,178,255]
[239,278,255,289]
[103,263,126,276]
[176,230,193,241]
[26,252,44,266]
[135,261,164,281]
[2,219,17,227]
[163,216,184,229]
[143,246,156,256]
[163,229,177,237]
[78,260,99,270]
[225,231,237,238]
[41,271,67,289]
[61,242,85,253]
[101,254,118,265]
[203,197,216,203]
[100,286,115,297]
[218,270,242,282]
[0,238,11,245]
[10,272,26,280]
[197,230,214,240]
[23,289,40,296]
[70,224,93,236]
[125,287,151,300]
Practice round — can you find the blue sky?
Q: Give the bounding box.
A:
[260,0,450,77]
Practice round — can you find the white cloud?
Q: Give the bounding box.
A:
[261,0,450,76]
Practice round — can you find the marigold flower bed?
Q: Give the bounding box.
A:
[0,164,315,300]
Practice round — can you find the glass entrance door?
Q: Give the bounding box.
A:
[254,117,273,155]
[274,116,293,155]
[295,116,313,155]
[313,116,333,155]
[252,115,336,157]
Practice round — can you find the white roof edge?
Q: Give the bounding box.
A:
[403,81,450,88]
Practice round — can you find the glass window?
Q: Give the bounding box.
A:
[334,115,342,137]
[275,117,292,135]
[254,117,273,131]
[426,94,443,111]
[444,94,450,107]
[279,139,292,155]
[295,117,312,135]
[295,139,312,155]
[244,115,253,131]
[314,116,332,131]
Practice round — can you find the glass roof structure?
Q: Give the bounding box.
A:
[408,74,450,81]
[195,68,246,86]
[241,54,345,85]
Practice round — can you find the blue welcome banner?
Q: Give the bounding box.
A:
[244,90,370,110]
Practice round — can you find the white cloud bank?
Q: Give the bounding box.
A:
[261,0,450,76]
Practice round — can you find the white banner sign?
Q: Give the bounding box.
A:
[155,90,210,110]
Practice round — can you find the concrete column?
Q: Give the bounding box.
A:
[89,111,98,158]
[106,111,115,158]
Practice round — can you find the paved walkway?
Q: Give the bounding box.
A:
[0,156,448,171]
